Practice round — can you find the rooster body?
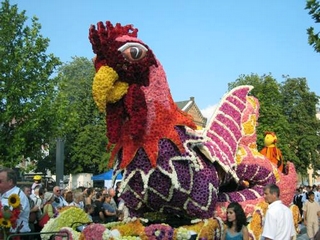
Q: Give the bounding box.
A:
[89,21,297,221]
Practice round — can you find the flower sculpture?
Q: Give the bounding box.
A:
[40,207,90,240]
[80,223,106,240]
[56,227,80,240]
[143,224,174,240]
[88,21,298,239]
[0,193,21,239]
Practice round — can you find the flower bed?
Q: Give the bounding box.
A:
[46,217,224,240]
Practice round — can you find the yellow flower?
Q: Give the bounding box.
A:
[242,115,256,135]
[111,220,145,237]
[0,217,12,228]
[41,206,91,240]
[247,201,268,239]
[236,146,247,164]
[290,204,302,233]
[8,193,20,208]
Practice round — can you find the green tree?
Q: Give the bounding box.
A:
[280,77,320,173]
[41,57,110,174]
[306,0,320,52]
[0,0,61,169]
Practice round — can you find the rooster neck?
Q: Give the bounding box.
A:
[108,99,196,169]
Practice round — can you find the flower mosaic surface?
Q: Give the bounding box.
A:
[40,207,90,240]
[86,21,299,239]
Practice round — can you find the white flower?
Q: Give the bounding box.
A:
[176,227,191,240]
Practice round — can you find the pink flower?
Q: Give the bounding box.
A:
[82,223,106,240]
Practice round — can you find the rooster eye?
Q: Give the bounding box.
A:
[118,42,148,62]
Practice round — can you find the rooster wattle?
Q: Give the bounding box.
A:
[89,21,297,224]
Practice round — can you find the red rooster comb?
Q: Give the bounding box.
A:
[89,21,138,53]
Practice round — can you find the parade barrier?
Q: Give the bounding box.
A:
[7,231,70,239]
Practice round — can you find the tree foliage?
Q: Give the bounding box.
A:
[39,57,110,175]
[229,75,320,175]
[306,0,320,52]
[0,0,61,169]
[280,77,320,172]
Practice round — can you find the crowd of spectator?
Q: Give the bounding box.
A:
[3,166,320,239]
[0,167,125,239]
[293,184,320,239]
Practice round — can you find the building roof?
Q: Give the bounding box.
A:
[175,97,207,128]
[176,97,196,111]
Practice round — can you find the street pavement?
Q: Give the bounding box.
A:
[297,224,308,240]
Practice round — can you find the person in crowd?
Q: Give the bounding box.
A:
[31,175,42,196]
[102,187,108,195]
[84,187,95,206]
[84,204,94,222]
[102,194,118,223]
[73,191,84,209]
[31,186,44,240]
[302,185,312,204]
[262,183,295,240]
[117,197,129,221]
[303,191,320,240]
[52,186,67,210]
[64,190,75,206]
[108,187,118,209]
[222,202,249,240]
[31,186,44,209]
[0,167,31,237]
[22,185,40,239]
[293,188,304,219]
[114,181,121,206]
[316,186,320,204]
[42,192,58,219]
[313,185,320,204]
[92,192,105,223]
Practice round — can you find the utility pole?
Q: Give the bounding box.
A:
[56,137,65,188]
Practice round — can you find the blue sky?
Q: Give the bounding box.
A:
[11,0,320,118]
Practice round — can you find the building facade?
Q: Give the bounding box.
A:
[176,97,207,129]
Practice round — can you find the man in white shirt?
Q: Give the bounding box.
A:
[0,167,31,237]
[51,186,67,210]
[262,183,295,240]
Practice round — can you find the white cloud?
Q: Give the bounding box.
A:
[201,104,217,122]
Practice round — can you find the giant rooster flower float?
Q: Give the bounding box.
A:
[88,21,298,239]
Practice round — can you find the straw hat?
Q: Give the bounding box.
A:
[44,192,54,202]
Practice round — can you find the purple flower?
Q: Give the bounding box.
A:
[144,224,174,240]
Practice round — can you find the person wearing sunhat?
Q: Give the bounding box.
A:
[31,175,42,195]
[38,192,58,231]
[42,192,57,218]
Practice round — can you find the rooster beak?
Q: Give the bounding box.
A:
[92,65,129,112]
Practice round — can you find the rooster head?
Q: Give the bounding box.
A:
[89,21,196,168]
[90,21,157,89]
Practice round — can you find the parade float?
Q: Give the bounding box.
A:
[41,21,299,239]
